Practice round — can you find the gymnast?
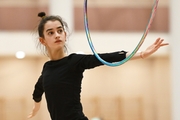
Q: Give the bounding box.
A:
[27,12,168,120]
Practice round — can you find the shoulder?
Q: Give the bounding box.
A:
[68,53,87,58]
[67,53,92,61]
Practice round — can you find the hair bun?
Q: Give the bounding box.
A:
[38,12,46,18]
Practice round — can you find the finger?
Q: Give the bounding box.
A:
[155,39,164,46]
[27,115,33,119]
[154,38,161,44]
[27,115,32,119]
[160,43,169,47]
[155,43,168,50]
[27,113,34,119]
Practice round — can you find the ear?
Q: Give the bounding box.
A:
[39,37,46,46]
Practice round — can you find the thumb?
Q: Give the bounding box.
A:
[27,112,34,119]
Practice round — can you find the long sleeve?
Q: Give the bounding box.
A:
[32,75,44,102]
[70,51,127,69]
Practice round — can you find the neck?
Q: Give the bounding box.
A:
[48,49,66,61]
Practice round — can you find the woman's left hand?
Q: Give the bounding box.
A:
[141,38,169,58]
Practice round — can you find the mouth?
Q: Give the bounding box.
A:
[55,40,62,43]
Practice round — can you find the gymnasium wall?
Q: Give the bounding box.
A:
[0,0,171,120]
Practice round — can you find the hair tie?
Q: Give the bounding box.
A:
[38,12,46,19]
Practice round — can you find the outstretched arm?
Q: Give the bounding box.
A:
[127,37,169,60]
[27,101,41,119]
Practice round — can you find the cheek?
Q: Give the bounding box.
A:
[64,34,67,41]
[47,40,54,47]
[43,38,53,47]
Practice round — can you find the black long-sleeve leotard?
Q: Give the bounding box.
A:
[32,51,127,120]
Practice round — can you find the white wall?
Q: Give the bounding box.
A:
[0,31,170,56]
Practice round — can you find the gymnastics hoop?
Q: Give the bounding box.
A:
[84,0,159,67]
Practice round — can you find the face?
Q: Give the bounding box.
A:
[39,20,67,52]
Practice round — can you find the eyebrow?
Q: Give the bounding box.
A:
[46,26,63,33]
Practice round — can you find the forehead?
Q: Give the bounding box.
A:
[44,20,63,30]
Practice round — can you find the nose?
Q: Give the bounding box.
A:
[55,32,60,39]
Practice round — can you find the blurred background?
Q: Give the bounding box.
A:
[0,0,179,120]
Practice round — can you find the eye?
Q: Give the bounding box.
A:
[58,29,64,33]
[48,31,54,35]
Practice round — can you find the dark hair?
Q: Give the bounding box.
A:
[37,12,69,56]
[37,12,69,38]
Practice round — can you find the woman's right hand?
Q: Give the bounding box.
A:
[27,101,41,119]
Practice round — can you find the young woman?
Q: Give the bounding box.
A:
[28,12,168,120]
